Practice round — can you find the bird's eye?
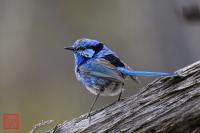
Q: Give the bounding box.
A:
[76,47,85,51]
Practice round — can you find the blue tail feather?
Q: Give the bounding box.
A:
[117,67,176,77]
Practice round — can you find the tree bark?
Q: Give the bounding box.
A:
[46,61,200,133]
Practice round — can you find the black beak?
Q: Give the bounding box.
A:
[64,46,74,51]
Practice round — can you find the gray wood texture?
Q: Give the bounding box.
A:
[46,61,200,133]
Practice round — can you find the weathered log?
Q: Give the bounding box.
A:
[46,61,200,133]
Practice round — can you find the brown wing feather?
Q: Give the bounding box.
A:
[94,58,124,78]
[79,58,125,83]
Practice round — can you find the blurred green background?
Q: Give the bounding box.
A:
[0,0,200,132]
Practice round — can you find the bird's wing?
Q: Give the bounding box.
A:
[79,58,125,83]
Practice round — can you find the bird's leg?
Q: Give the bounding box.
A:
[87,90,100,120]
[117,83,124,101]
[117,90,122,101]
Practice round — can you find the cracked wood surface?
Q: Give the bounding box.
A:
[46,61,200,133]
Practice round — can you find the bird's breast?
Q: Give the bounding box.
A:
[74,65,81,80]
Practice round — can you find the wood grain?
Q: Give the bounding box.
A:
[46,61,200,133]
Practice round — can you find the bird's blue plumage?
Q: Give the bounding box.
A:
[65,38,177,117]
[117,67,176,76]
[65,38,176,97]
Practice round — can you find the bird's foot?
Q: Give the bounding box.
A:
[86,113,91,121]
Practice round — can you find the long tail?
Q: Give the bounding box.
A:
[117,67,176,77]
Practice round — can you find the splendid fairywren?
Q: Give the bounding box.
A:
[65,38,176,118]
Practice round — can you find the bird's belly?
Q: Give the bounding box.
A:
[80,75,124,96]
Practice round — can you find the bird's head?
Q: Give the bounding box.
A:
[65,38,104,66]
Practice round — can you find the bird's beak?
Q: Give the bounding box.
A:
[64,46,74,51]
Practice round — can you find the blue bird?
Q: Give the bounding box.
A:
[64,38,176,118]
